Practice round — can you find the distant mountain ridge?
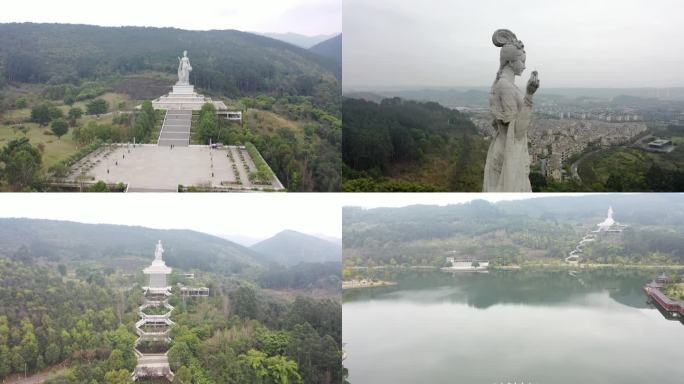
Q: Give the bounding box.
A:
[251,230,341,266]
[0,218,266,273]
[309,34,341,64]
[346,88,490,108]
[0,23,339,96]
[259,32,337,48]
[344,87,684,107]
[345,194,684,227]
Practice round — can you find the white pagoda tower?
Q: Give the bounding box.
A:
[133,241,175,381]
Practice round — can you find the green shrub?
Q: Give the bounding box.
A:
[76,82,106,101]
[245,142,275,184]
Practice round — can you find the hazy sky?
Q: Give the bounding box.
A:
[0,194,342,240]
[0,0,341,35]
[343,0,684,89]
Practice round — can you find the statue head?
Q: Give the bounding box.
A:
[183,50,188,57]
[493,29,526,76]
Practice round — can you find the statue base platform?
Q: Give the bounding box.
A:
[172,85,195,94]
[151,85,227,111]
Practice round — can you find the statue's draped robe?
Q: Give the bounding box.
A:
[483,77,532,192]
[177,58,192,85]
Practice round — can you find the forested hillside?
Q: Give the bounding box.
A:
[251,230,341,266]
[0,219,343,382]
[0,23,338,102]
[309,34,342,64]
[0,23,341,191]
[0,218,265,273]
[342,97,487,191]
[343,194,684,266]
[0,259,343,383]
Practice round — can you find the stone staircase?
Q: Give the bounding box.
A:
[158,110,192,147]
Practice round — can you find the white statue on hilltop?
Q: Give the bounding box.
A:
[154,240,164,261]
[177,50,192,85]
[483,29,540,192]
[597,206,615,231]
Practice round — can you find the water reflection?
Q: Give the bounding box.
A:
[343,270,684,384]
[344,269,652,309]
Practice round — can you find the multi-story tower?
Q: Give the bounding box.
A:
[133,241,175,381]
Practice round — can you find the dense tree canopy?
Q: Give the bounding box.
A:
[0,218,342,383]
[0,23,339,112]
[86,99,108,116]
[0,138,43,190]
[344,195,684,267]
[0,258,136,381]
[342,97,486,191]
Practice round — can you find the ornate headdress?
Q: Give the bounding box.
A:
[493,29,525,68]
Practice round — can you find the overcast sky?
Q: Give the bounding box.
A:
[0,0,341,35]
[0,194,342,241]
[343,0,684,89]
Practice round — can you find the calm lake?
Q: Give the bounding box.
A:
[343,269,684,384]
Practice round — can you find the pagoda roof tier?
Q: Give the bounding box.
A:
[143,287,172,295]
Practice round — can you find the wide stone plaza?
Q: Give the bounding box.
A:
[61,50,282,192]
[66,144,284,192]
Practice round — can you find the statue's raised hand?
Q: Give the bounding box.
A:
[526,70,540,96]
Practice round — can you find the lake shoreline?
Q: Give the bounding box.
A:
[347,263,684,271]
[342,279,398,290]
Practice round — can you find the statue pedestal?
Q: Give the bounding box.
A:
[172,85,195,95]
[152,84,227,111]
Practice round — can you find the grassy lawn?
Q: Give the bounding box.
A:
[3,92,133,122]
[0,92,132,171]
[4,107,32,122]
[0,81,160,174]
[0,123,79,170]
[92,92,132,111]
[61,92,133,115]
[245,108,300,134]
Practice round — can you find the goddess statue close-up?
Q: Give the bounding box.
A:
[177,50,192,86]
[483,29,540,192]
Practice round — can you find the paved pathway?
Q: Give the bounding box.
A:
[82,145,273,191]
